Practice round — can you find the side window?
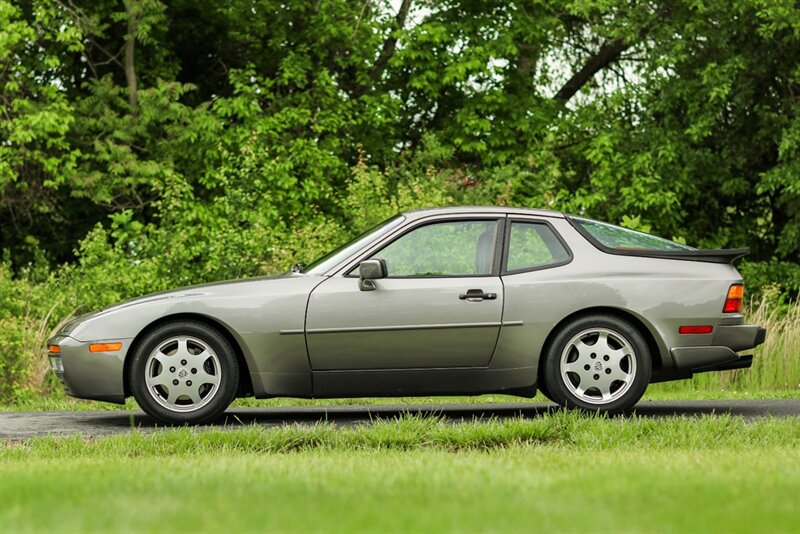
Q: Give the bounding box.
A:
[371,220,498,277]
[506,222,570,272]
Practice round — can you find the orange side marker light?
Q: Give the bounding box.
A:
[89,342,123,353]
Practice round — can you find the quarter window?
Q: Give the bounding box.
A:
[370,220,498,277]
[506,222,570,272]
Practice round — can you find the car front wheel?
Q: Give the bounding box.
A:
[542,315,651,413]
[130,321,239,425]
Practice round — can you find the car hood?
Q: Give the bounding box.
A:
[58,272,305,336]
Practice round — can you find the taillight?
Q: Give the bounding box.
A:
[723,284,744,313]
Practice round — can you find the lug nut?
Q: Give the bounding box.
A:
[172,379,179,386]
[169,367,176,373]
[584,364,590,371]
[593,374,599,380]
[187,380,192,386]
[181,359,187,365]
[605,369,612,375]
[191,368,197,374]
[603,355,610,361]
[590,353,596,359]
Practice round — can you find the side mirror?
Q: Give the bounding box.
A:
[358,259,388,291]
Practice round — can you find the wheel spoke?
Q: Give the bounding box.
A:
[196,369,220,387]
[605,347,623,364]
[573,339,592,356]
[563,360,585,374]
[610,365,633,384]
[166,388,181,406]
[596,331,609,352]
[174,337,191,359]
[147,372,172,388]
[594,373,614,396]
[192,349,210,366]
[153,352,172,368]
[187,387,202,405]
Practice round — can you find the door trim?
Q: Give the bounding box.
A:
[306,321,503,334]
[283,320,523,335]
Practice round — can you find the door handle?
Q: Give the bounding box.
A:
[459,289,497,301]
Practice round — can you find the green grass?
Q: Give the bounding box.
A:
[3,414,799,532]
[3,449,798,533]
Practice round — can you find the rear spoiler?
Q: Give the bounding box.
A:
[616,248,750,264]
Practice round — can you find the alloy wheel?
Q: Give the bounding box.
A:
[559,327,637,405]
[144,335,222,412]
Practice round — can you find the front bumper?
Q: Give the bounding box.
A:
[670,324,766,373]
[48,335,131,404]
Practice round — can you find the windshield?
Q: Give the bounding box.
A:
[302,215,406,275]
[570,216,695,251]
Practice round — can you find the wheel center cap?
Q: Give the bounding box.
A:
[178,368,188,379]
[594,361,603,371]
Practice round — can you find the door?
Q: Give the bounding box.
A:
[306,218,504,370]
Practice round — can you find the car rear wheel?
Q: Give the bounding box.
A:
[542,315,651,413]
[130,321,239,425]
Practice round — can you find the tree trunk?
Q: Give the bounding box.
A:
[370,0,413,82]
[124,1,139,112]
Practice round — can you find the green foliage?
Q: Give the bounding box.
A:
[738,261,800,303]
[0,262,63,402]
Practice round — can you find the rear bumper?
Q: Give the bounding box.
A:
[711,324,766,352]
[670,324,766,373]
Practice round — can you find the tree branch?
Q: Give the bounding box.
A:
[554,37,629,102]
[351,0,371,39]
[56,0,125,76]
[369,0,412,83]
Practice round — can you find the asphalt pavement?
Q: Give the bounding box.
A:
[1,398,798,439]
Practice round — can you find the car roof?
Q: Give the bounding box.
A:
[401,206,565,220]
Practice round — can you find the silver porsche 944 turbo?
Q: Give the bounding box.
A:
[48,207,766,424]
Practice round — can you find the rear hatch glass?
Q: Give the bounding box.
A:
[569,216,695,251]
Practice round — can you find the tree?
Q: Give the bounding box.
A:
[1,0,797,293]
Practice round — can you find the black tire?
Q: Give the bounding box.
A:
[542,314,651,413]
[130,320,239,425]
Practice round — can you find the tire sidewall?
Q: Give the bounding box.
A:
[543,315,652,413]
[130,321,239,425]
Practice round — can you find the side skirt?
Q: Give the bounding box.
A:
[311,366,538,398]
